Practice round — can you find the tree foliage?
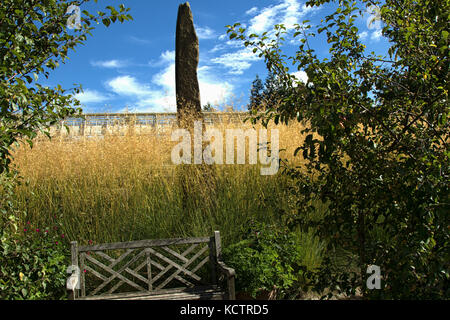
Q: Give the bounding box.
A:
[263,70,286,108]
[248,71,288,111]
[248,74,264,111]
[0,0,132,173]
[228,0,449,299]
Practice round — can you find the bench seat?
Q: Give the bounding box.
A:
[77,285,226,300]
[67,231,235,300]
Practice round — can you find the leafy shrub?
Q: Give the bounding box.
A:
[223,221,320,298]
[227,0,449,299]
[0,172,69,300]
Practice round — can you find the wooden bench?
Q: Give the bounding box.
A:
[67,231,235,300]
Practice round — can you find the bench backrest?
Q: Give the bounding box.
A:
[70,231,223,298]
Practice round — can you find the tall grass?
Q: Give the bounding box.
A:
[11,118,324,258]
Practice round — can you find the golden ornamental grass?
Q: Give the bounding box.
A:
[11,115,321,251]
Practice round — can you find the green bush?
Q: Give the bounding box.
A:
[223,222,321,298]
[0,172,69,300]
[227,0,449,299]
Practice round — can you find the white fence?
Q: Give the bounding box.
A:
[49,112,250,137]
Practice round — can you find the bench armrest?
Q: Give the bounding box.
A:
[217,261,235,299]
[217,261,235,277]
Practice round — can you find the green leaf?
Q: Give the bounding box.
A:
[102,18,110,27]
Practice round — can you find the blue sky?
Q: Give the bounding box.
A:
[47,0,389,113]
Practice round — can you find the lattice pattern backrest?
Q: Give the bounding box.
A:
[74,237,216,297]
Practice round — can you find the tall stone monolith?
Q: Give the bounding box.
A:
[175,2,216,214]
[176,2,202,127]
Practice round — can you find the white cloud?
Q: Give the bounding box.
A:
[209,39,243,54]
[247,0,313,35]
[152,63,174,90]
[107,76,155,97]
[105,48,235,112]
[245,7,258,15]
[364,4,384,42]
[248,6,277,35]
[151,62,234,109]
[208,0,315,75]
[198,67,234,106]
[196,25,216,40]
[147,50,176,68]
[281,0,302,30]
[160,50,175,64]
[210,48,261,75]
[106,75,169,112]
[91,59,127,68]
[204,1,318,76]
[370,29,382,41]
[358,31,368,40]
[366,5,382,30]
[291,71,308,85]
[128,36,152,45]
[74,89,111,104]
[73,89,111,104]
[209,44,225,53]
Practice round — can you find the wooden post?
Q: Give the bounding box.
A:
[208,237,217,285]
[228,274,236,300]
[214,231,236,300]
[214,231,222,261]
[80,252,86,297]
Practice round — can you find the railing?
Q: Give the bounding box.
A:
[50,112,251,137]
